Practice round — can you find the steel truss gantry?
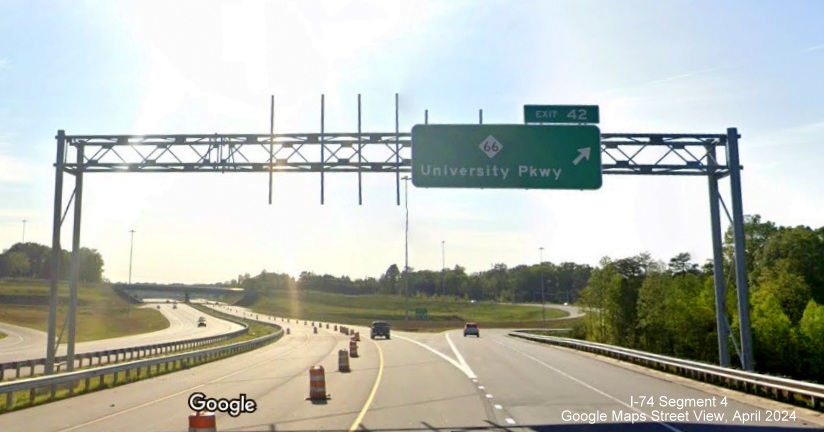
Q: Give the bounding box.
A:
[45,95,751,375]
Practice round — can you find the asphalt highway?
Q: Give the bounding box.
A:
[1,305,820,431]
[0,302,244,364]
[0,322,48,360]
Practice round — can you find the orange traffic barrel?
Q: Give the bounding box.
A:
[334,325,338,331]
[338,349,350,372]
[313,326,318,334]
[326,323,329,329]
[307,366,328,400]
[350,340,359,358]
[189,411,217,432]
[286,328,291,335]
[352,331,360,342]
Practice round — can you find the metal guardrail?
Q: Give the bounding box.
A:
[509,331,824,411]
[0,314,282,411]
[0,307,250,381]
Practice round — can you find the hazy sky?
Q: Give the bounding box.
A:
[1,0,823,284]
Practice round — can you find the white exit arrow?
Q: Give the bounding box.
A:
[573,147,591,165]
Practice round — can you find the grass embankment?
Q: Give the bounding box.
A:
[0,332,6,340]
[244,290,569,331]
[521,318,584,333]
[0,279,168,342]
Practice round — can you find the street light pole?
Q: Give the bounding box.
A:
[21,219,27,243]
[539,246,546,327]
[441,240,445,296]
[402,176,410,323]
[129,230,136,286]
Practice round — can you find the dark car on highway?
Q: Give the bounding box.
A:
[371,321,390,339]
[463,322,480,337]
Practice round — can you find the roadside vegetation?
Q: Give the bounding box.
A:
[226,253,587,330]
[0,242,167,340]
[238,289,568,330]
[0,242,103,282]
[575,215,824,383]
[231,260,592,304]
[0,279,168,342]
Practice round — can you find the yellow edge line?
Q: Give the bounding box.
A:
[348,338,385,432]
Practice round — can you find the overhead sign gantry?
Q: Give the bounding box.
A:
[44,94,753,376]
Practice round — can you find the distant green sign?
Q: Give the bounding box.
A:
[524,105,599,124]
[415,308,428,319]
[411,124,602,190]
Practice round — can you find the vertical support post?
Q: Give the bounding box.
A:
[395,93,400,206]
[707,143,731,367]
[268,95,275,205]
[67,143,84,372]
[424,110,429,125]
[539,247,545,327]
[320,94,326,205]
[441,240,445,296]
[403,176,409,323]
[128,230,135,286]
[358,94,363,205]
[479,109,483,124]
[46,130,66,375]
[727,127,753,371]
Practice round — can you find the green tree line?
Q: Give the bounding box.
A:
[577,215,824,382]
[229,260,592,304]
[0,242,105,283]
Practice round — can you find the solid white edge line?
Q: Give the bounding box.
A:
[445,333,477,378]
[393,334,476,379]
[491,339,685,432]
[0,327,25,347]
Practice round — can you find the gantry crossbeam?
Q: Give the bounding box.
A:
[60,132,732,177]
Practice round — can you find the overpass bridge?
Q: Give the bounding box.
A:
[114,283,243,303]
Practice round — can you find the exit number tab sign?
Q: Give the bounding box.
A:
[524,105,599,124]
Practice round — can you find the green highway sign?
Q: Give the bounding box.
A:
[411,124,602,190]
[415,308,428,319]
[524,105,599,124]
